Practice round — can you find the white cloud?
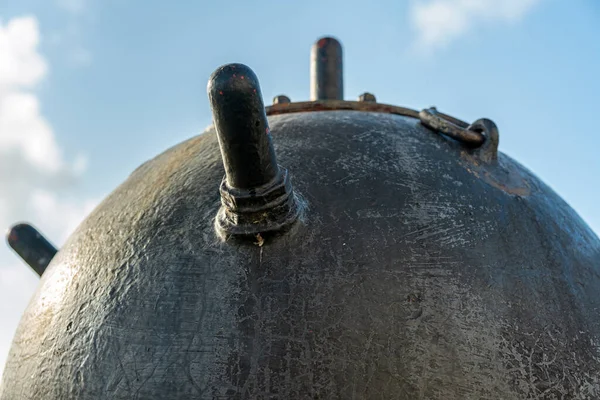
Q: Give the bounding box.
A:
[409,0,542,53]
[0,17,47,90]
[0,92,64,172]
[0,16,98,378]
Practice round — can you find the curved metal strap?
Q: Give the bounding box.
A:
[419,107,499,164]
[419,108,485,146]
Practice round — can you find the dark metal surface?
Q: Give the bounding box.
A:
[207,63,279,190]
[208,63,301,239]
[6,223,57,276]
[310,37,343,101]
[2,109,599,399]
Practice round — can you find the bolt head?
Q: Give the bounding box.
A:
[358,92,376,102]
[273,95,291,105]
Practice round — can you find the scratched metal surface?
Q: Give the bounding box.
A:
[2,110,600,399]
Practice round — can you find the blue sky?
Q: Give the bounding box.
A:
[0,0,599,376]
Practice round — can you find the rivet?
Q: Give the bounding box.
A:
[358,92,376,103]
[273,95,291,105]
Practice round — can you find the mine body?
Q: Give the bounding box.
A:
[2,37,599,399]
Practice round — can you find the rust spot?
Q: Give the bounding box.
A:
[7,230,17,243]
[266,127,270,135]
[255,233,264,247]
[265,100,420,119]
[233,74,236,78]
[253,89,256,93]
[219,91,223,95]
[317,38,328,48]
[240,76,244,80]
[460,152,531,196]
[482,171,531,196]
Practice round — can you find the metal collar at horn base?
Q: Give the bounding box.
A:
[215,168,301,240]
